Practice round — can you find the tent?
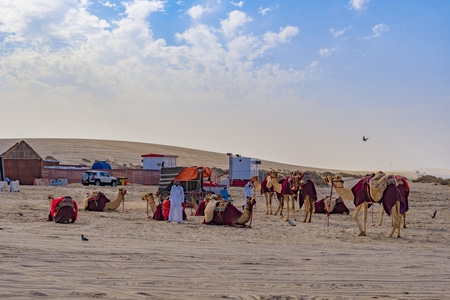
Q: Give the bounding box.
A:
[92,161,112,169]
[158,166,212,194]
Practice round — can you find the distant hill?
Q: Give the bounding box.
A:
[0,138,338,174]
[2,138,440,180]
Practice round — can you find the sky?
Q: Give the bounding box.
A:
[1,0,450,174]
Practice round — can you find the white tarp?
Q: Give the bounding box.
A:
[9,180,20,192]
[0,181,8,191]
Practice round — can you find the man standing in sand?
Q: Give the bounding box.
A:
[168,180,185,223]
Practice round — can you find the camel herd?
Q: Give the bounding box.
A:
[47,170,409,238]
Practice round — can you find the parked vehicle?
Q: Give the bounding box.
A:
[82,171,117,186]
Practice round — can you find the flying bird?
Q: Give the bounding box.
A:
[362,136,369,141]
[428,210,437,219]
[81,234,89,242]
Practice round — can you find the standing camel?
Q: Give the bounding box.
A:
[377,176,409,229]
[252,172,277,215]
[267,173,297,222]
[325,172,402,237]
[300,172,317,223]
[325,173,380,236]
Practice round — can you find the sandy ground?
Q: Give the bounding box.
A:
[0,182,449,300]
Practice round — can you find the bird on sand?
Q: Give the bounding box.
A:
[362,136,369,141]
[18,212,23,216]
[428,210,437,219]
[81,234,89,242]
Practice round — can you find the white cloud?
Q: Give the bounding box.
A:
[319,47,337,57]
[330,26,352,38]
[220,10,252,38]
[363,23,390,39]
[100,1,116,8]
[187,5,210,20]
[259,7,272,16]
[230,1,244,8]
[348,0,369,11]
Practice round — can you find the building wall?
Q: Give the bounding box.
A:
[4,159,42,185]
[41,168,161,185]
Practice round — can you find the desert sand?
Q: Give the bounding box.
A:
[1,180,449,299]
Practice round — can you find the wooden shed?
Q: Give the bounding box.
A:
[1,140,43,185]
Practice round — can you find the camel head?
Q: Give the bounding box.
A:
[250,175,258,183]
[119,188,127,196]
[141,192,153,201]
[244,196,257,210]
[324,175,344,188]
[46,194,54,200]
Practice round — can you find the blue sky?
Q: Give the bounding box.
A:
[1,0,449,174]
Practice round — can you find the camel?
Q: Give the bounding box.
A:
[195,193,217,216]
[203,196,256,227]
[83,188,127,211]
[314,196,350,215]
[142,192,158,218]
[47,194,78,223]
[251,172,278,215]
[143,192,199,218]
[266,173,299,222]
[377,176,409,229]
[325,172,404,237]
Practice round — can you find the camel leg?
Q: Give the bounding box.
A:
[265,193,272,215]
[284,195,291,221]
[391,201,402,238]
[362,203,368,236]
[307,199,313,223]
[274,195,283,216]
[377,206,384,226]
[353,204,365,236]
[269,193,273,215]
[403,212,407,228]
[292,197,296,221]
[303,196,310,222]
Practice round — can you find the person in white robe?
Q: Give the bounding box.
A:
[168,180,185,223]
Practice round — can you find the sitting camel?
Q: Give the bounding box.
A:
[47,195,78,223]
[83,188,127,211]
[195,193,218,216]
[314,196,350,214]
[142,192,199,218]
[142,192,158,218]
[203,196,256,227]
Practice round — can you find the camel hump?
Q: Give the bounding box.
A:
[369,172,387,202]
[204,200,219,223]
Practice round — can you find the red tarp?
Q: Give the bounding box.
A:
[174,166,211,182]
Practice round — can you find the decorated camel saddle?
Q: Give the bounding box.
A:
[314,196,349,214]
